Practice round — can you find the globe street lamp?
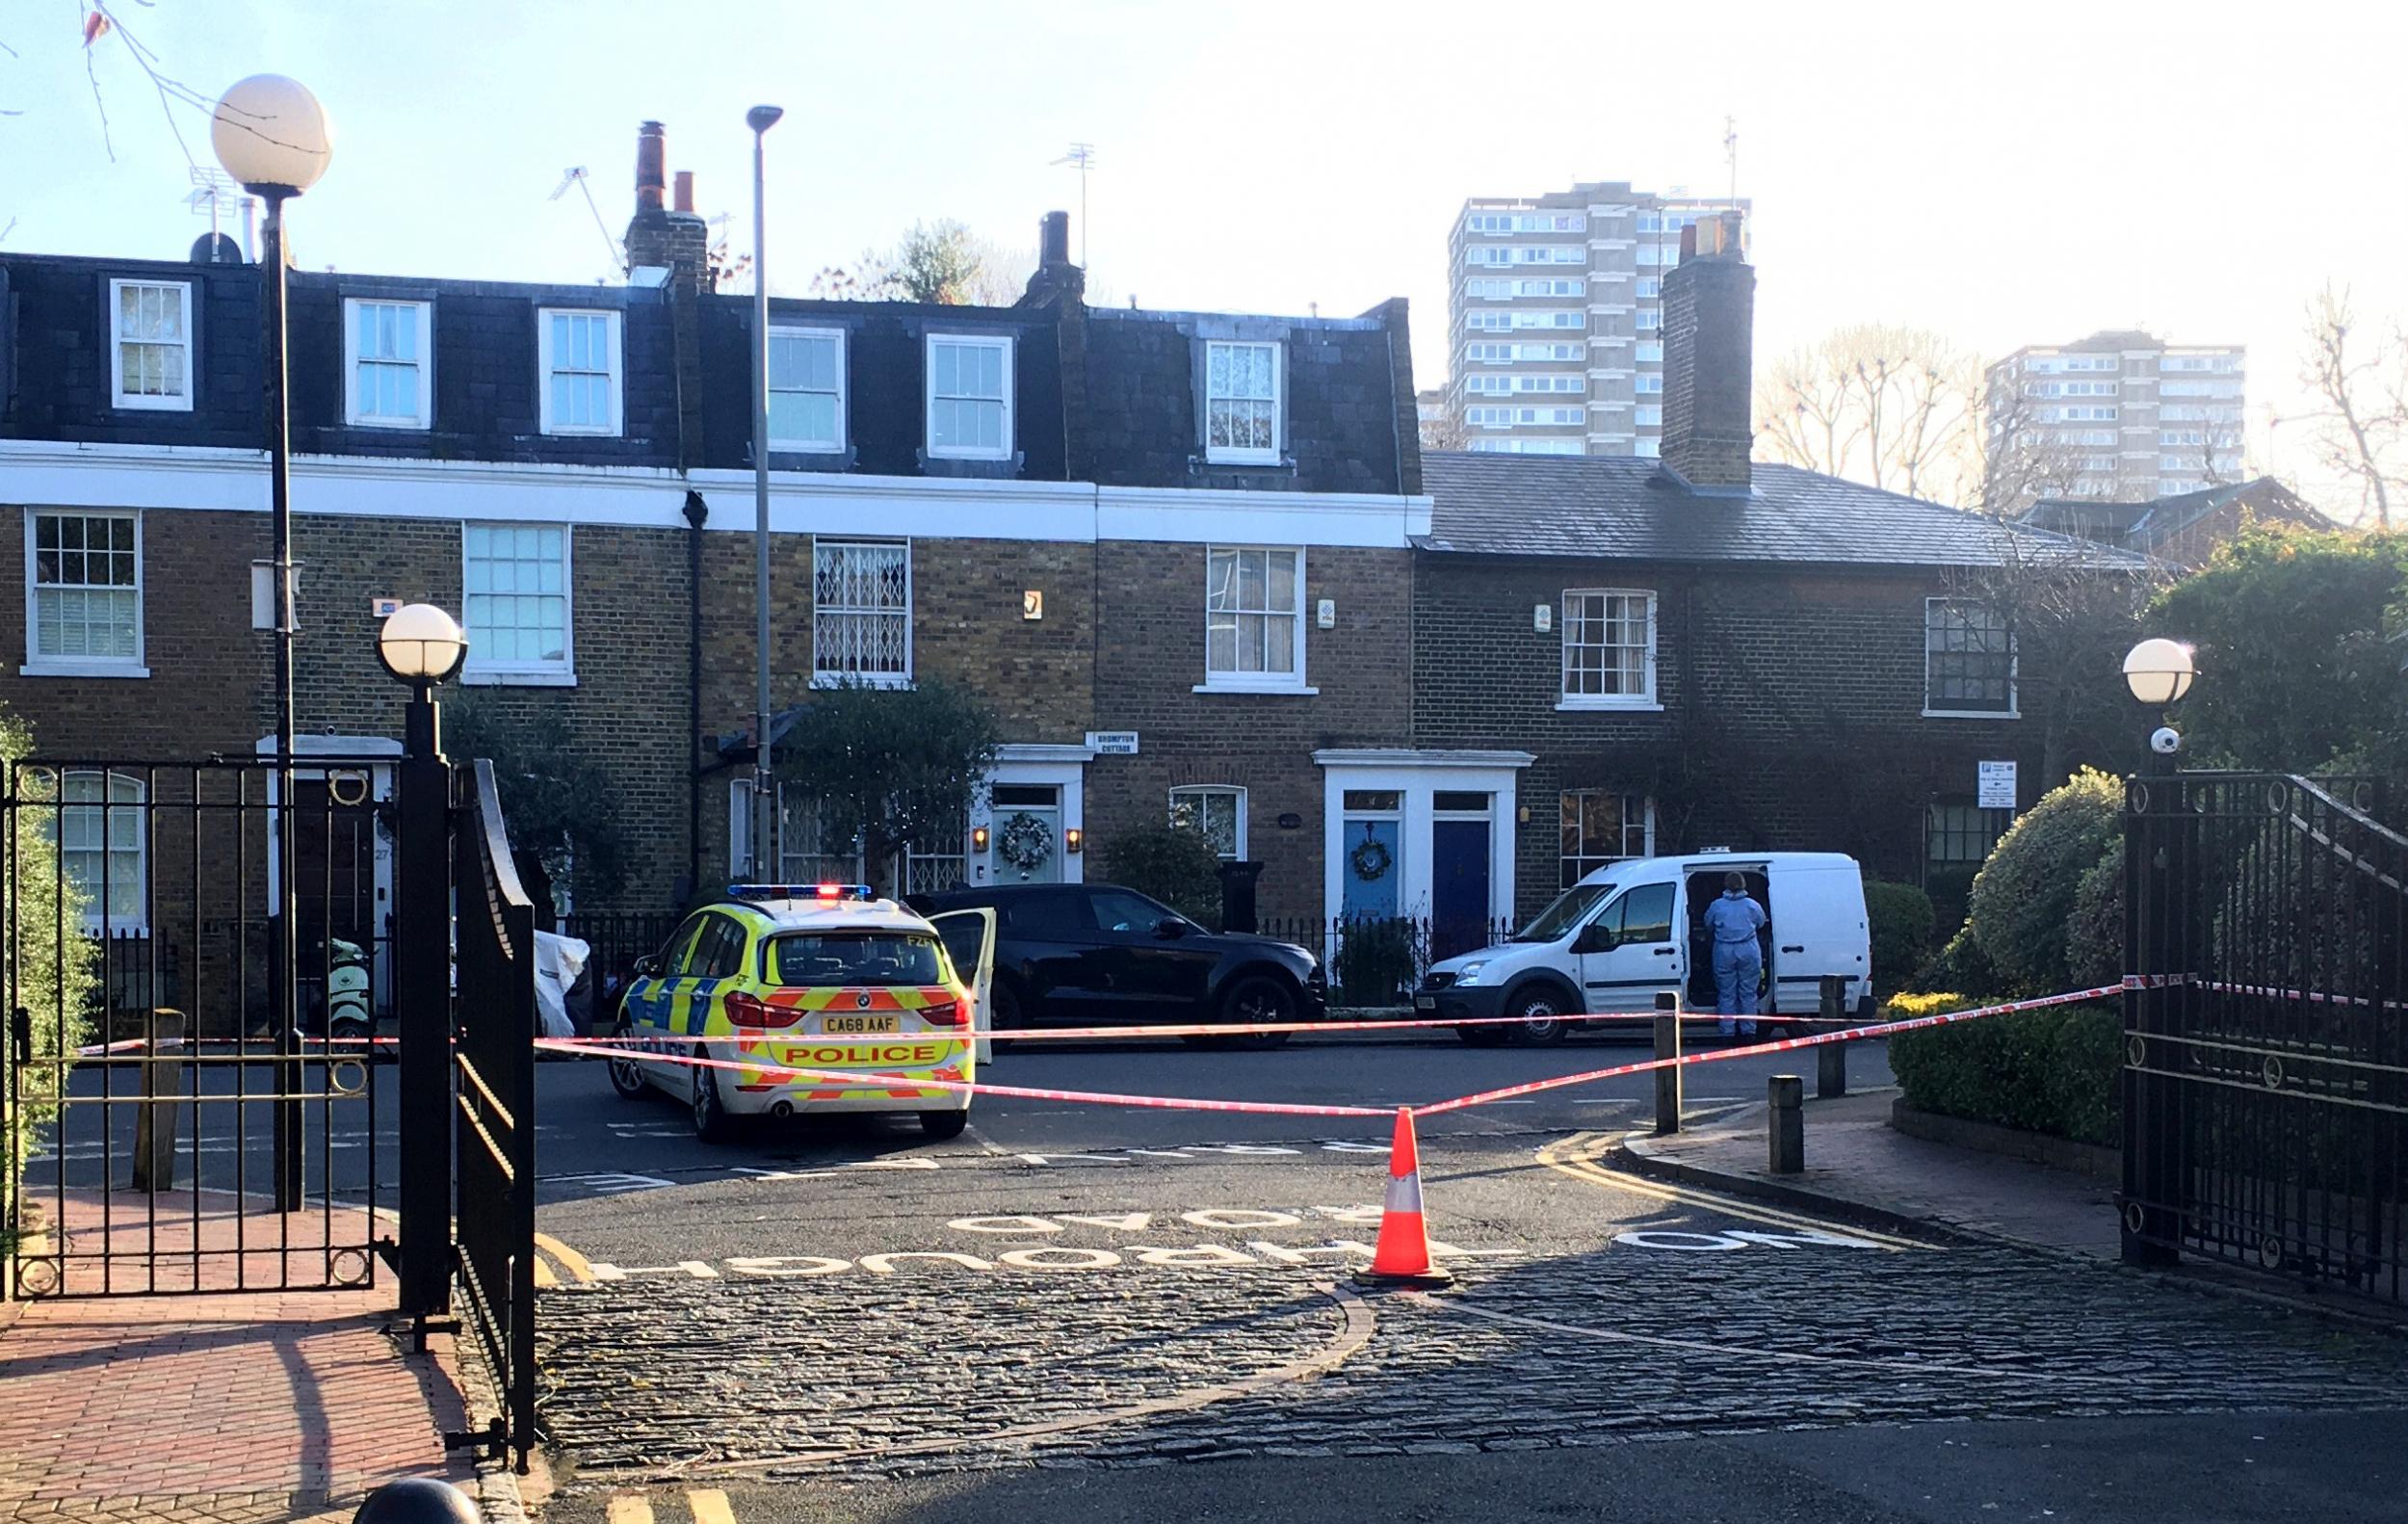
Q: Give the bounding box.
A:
[746,104,784,879]
[2124,637,2196,771]
[214,72,331,1214]
[376,603,466,1320]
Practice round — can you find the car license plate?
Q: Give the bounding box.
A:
[822,1015,900,1035]
[1414,995,1435,1011]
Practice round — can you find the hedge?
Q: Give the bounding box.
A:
[1887,998,2121,1146]
[1967,767,2123,995]
[1,714,96,1252]
[1093,827,1223,928]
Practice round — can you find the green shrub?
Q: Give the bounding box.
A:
[1332,917,1422,1006]
[1909,924,2001,998]
[1889,1003,2121,1145]
[1967,767,2123,995]
[1094,827,1223,928]
[1863,880,1937,991]
[2063,844,2124,992]
[1,715,97,1248]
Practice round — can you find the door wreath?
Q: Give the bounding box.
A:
[998,811,1056,872]
[1348,834,1393,881]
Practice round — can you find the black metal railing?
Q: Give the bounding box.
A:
[3,755,390,1299]
[2125,771,2405,1305]
[452,760,537,1470]
[1254,915,1522,1005]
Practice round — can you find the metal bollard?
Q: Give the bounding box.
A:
[1768,1073,1804,1173]
[1653,989,1683,1136]
[353,1477,479,1523]
[1817,975,1847,1099]
[130,1010,184,1194]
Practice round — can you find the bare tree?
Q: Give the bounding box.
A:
[1973,376,2090,517]
[1754,326,1982,503]
[1419,398,1468,454]
[2302,283,2403,528]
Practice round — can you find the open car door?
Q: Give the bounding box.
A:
[929,907,1000,1065]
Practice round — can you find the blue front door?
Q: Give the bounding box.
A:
[1431,819,1491,960]
[1340,817,1400,920]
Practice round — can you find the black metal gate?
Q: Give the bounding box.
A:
[2124,771,2407,1303]
[2,756,391,1298]
[452,759,538,1468]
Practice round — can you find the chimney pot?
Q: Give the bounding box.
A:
[1679,222,1698,262]
[635,120,667,214]
[673,171,694,214]
[1039,210,1071,269]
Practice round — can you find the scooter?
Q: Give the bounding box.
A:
[322,935,374,1049]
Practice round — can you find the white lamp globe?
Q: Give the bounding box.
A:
[211,74,333,195]
[378,604,468,685]
[2123,638,2196,706]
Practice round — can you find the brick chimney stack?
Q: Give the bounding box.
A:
[1658,209,1753,492]
[622,120,714,294]
[1017,209,1086,308]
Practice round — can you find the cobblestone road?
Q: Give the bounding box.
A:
[537,1223,2408,1487]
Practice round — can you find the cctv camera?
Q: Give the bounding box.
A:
[2150,725,2182,756]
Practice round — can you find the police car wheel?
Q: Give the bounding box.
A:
[607,1020,647,1100]
[1505,987,1571,1046]
[691,1051,736,1143]
[919,1110,969,1141]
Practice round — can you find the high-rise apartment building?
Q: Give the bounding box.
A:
[1444,182,1748,458]
[1985,330,2246,505]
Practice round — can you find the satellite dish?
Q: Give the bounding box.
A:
[191,231,244,265]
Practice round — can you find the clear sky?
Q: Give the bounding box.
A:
[6,0,2403,510]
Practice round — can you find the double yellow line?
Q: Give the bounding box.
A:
[1536,1132,1929,1251]
[609,1491,735,1524]
[533,1231,596,1286]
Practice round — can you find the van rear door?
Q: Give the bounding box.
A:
[1766,863,1871,1013]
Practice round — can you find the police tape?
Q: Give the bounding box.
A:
[551,1007,1834,1051]
[1407,983,2133,1117]
[529,1037,1393,1118]
[70,1034,399,1058]
[536,983,2134,1120]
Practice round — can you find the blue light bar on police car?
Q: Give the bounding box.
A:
[727,882,877,903]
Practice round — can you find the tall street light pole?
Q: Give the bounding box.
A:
[214,75,332,1214]
[747,104,785,880]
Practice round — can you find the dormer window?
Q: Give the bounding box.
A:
[537,308,623,436]
[1204,340,1282,464]
[110,279,193,411]
[926,334,1012,460]
[345,299,432,428]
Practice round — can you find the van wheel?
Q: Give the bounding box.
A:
[691,1049,736,1143]
[919,1110,969,1141]
[1505,986,1573,1045]
[1456,1025,1508,1047]
[608,1020,648,1100]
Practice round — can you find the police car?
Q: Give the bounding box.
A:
[607,884,997,1143]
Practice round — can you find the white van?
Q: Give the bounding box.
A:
[1413,852,1871,1045]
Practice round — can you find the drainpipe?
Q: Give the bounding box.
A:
[682,488,709,900]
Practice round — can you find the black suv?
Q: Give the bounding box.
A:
[906,882,1327,1048]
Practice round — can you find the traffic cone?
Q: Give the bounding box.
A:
[1354,1107,1453,1290]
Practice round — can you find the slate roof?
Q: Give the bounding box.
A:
[2022,478,2333,549]
[1419,453,2146,570]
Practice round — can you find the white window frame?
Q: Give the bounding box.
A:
[1203,339,1285,465]
[23,509,147,679]
[57,770,148,933]
[767,324,848,453]
[925,333,1015,461]
[1922,597,2019,719]
[811,539,913,689]
[108,278,195,412]
[1169,786,1248,860]
[1557,588,1661,712]
[1198,544,1313,696]
[1558,789,1655,887]
[342,298,433,430]
[461,522,576,686]
[536,307,624,436]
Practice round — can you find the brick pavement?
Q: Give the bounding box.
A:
[0,1190,482,1522]
[1621,1086,2124,1258]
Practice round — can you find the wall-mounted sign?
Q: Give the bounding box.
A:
[1276,812,1303,830]
[1023,590,1044,620]
[1316,598,1336,630]
[1532,603,1553,633]
[1977,759,2017,810]
[371,596,403,618]
[1086,731,1139,755]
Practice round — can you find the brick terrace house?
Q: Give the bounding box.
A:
[1408,215,2142,931]
[2017,476,2334,569]
[0,123,1428,1016]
